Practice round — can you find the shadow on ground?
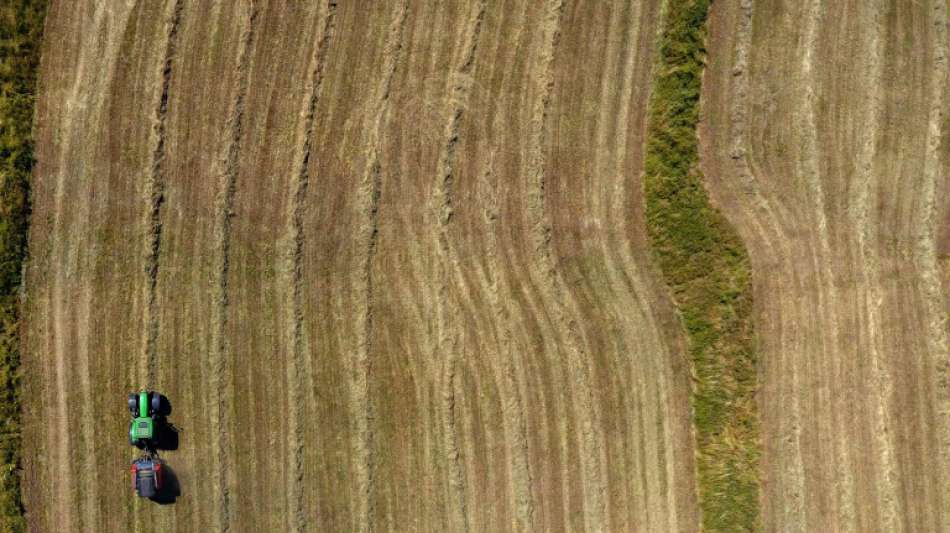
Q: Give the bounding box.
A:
[155,421,180,451]
[151,393,180,451]
[151,464,181,505]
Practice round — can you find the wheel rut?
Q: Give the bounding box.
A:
[49,3,103,524]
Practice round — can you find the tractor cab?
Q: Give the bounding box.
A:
[130,416,154,443]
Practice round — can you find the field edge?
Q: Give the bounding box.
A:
[0,1,49,531]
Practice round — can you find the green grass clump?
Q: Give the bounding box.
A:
[643,1,761,530]
[0,2,47,531]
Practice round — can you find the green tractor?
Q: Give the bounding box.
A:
[128,390,165,450]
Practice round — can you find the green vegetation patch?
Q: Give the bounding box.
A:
[643,1,761,530]
[0,1,47,531]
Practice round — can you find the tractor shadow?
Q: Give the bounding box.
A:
[155,421,180,451]
[153,394,180,451]
[150,464,181,505]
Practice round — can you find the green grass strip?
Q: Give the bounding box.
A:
[643,1,761,530]
[0,2,47,531]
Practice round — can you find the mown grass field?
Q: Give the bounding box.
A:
[14,0,950,531]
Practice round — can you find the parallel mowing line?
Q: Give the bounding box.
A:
[354,4,408,531]
[475,5,540,529]
[848,3,901,530]
[525,1,608,530]
[477,156,537,531]
[611,4,698,529]
[142,0,183,386]
[431,3,486,531]
[786,0,824,527]
[211,4,259,532]
[284,4,336,532]
[917,0,950,524]
[590,3,640,526]
[722,0,822,528]
[77,4,136,529]
[593,3,670,529]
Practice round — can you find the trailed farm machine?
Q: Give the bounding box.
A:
[131,453,165,499]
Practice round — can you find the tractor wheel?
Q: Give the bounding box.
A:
[128,393,138,415]
[150,392,161,416]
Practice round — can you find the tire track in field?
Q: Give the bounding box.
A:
[23,4,72,523]
[848,3,901,529]
[593,7,652,526]
[142,0,183,387]
[76,264,99,531]
[209,4,258,532]
[47,4,108,529]
[431,3,486,531]
[524,2,608,530]
[740,6,816,524]
[789,1,832,527]
[73,4,140,529]
[479,3,573,528]
[283,5,336,531]
[917,0,950,523]
[353,5,408,530]
[49,2,140,530]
